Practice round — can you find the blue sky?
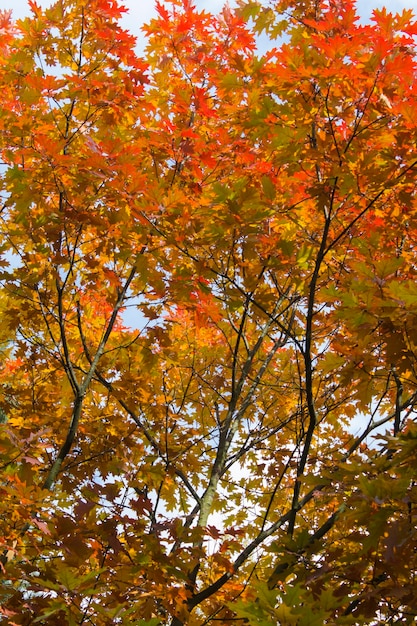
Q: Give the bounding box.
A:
[0,0,417,51]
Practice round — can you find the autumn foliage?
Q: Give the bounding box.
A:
[0,0,417,623]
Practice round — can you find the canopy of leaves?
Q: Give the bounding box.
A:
[0,0,417,623]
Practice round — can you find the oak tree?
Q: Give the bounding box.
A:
[0,0,417,623]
